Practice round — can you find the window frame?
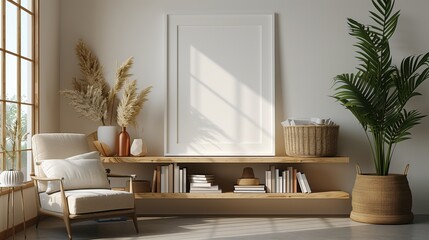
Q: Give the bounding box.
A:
[0,0,39,179]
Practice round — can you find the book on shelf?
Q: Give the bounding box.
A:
[189,189,222,193]
[190,185,220,191]
[296,172,307,193]
[233,184,266,193]
[190,182,214,188]
[301,173,311,193]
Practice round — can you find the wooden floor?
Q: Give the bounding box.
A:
[7,215,429,239]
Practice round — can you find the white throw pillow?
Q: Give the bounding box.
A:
[41,158,110,194]
[35,151,100,192]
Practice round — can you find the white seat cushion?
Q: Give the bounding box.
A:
[39,189,135,215]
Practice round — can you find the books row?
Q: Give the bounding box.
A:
[151,164,187,193]
[265,166,311,193]
[151,164,310,194]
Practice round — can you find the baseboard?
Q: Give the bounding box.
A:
[0,216,37,239]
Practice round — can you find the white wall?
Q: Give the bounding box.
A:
[56,0,429,214]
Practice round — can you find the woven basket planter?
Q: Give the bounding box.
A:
[283,125,338,157]
[350,167,413,224]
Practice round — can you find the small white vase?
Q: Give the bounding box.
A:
[97,126,119,156]
[0,170,24,187]
[130,139,148,157]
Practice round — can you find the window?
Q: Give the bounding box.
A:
[1,0,39,180]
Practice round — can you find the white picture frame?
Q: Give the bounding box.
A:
[165,13,275,156]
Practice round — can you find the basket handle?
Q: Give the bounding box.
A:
[404,164,410,176]
[355,164,362,175]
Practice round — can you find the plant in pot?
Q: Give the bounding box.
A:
[0,120,28,186]
[61,40,150,156]
[333,0,429,224]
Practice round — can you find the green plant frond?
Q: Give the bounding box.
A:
[385,110,425,144]
[395,53,429,105]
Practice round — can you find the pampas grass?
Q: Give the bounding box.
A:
[61,85,107,123]
[61,40,150,126]
[117,79,153,127]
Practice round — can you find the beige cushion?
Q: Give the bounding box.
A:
[32,134,93,192]
[36,151,101,192]
[41,158,110,194]
[39,189,134,215]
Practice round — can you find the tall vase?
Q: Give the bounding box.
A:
[97,126,119,156]
[118,127,131,157]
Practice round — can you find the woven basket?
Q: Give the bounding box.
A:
[350,173,413,224]
[283,125,339,157]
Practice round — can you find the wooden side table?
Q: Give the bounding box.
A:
[1,184,26,240]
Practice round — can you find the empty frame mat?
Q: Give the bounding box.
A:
[165,14,275,156]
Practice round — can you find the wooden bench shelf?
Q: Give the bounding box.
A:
[134,191,349,199]
[101,156,349,164]
[105,156,350,201]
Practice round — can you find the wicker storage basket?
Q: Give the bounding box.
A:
[283,125,339,157]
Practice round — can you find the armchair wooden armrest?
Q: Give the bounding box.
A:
[106,173,137,193]
[31,174,64,182]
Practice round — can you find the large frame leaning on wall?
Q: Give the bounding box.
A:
[165,13,275,156]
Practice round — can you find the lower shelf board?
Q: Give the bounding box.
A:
[134,191,349,199]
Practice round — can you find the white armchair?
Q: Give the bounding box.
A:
[31,133,138,239]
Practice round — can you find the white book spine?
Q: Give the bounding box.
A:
[183,167,187,193]
[287,167,293,193]
[286,170,290,193]
[296,172,307,193]
[282,170,286,193]
[160,165,166,193]
[275,168,280,193]
[179,169,183,193]
[265,170,271,193]
[302,173,311,193]
[279,176,283,194]
[174,163,180,193]
[270,165,276,193]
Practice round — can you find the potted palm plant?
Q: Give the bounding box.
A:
[333,0,429,224]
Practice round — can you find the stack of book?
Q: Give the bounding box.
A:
[233,185,266,193]
[189,174,222,193]
[265,166,311,193]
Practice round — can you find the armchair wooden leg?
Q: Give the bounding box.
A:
[132,214,139,233]
[35,214,40,229]
[63,216,72,240]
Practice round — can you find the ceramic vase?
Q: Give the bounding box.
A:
[0,170,24,186]
[130,139,148,156]
[97,126,119,156]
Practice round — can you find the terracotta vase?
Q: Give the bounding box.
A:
[118,127,130,157]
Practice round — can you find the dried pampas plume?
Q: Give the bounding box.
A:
[61,85,107,124]
[117,79,153,127]
[61,39,152,126]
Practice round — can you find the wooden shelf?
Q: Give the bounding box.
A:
[101,156,349,164]
[134,191,349,200]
